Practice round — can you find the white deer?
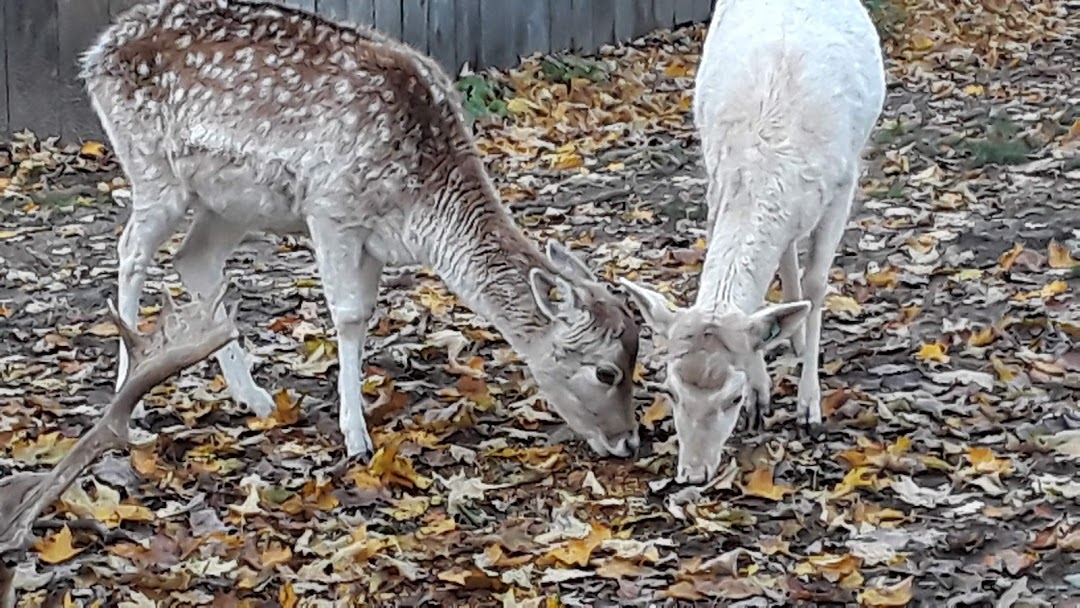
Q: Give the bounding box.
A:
[81,0,642,460]
[621,0,886,483]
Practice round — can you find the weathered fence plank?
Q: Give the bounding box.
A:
[653,0,676,30]
[427,0,457,74]
[108,0,142,18]
[2,0,715,139]
[591,0,617,51]
[373,0,403,38]
[478,1,515,68]
[568,0,595,54]
[402,0,429,52]
[454,0,481,69]
[7,0,63,137]
[58,0,111,141]
[548,0,574,53]
[0,0,8,137]
[520,1,551,61]
[277,0,316,11]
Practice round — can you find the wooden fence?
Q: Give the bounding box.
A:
[0,0,716,142]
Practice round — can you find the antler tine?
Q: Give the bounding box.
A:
[106,300,149,362]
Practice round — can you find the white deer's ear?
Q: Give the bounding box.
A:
[746,301,811,352]
[545,240,593,281]
[529,268,580,322]
[618,278,677,335]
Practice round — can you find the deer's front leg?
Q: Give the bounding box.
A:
[306,217,383,459]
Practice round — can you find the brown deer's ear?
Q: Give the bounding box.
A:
[545,240,593,281]
[528,267,581,322]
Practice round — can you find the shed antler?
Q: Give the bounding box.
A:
[0,286,237,607]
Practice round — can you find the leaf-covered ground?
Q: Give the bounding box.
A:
[1,2,1079,606]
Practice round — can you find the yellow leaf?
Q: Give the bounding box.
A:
[915,342,950,364]
[859,576,914,607]
[80,141,106,158]
[544,523,611,567]
[279,582,298,608]
[998,243,1024,271]
[830,467,879,499]
[641,394,670,430]
[744,467,794,501]
[260,543,293,568]
[86,321,120,337]
[1048,240,1076,269]
[34,525,83,564]
[1042,280,1069,298]
[866,267,898,288]
[351,436,432,490]
[12,432,77,465]
[383,495,430,521]
[990,356,1017,382]
[967,326,995,347]
[967,447,1012,476]
[963,84,985,96]
[797,553,862,582]
[953,268,983,281]
[247,389,301,430]
[912,36,935,51]
[825,295,862,316]
[548,151,584,171]
[505,98,531,114]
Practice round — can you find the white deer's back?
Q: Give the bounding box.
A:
[695,0,885,162]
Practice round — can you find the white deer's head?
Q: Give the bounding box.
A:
[620,279,810,483]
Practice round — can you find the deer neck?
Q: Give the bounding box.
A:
[416,166,553,354]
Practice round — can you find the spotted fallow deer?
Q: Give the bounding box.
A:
[622,0,886,483]
[81,0,641,460]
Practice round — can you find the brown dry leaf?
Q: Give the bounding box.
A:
[350,437,433,490]
[825,294,863,316]
[641,394,671,430]
[966,447,1012,476]
[279,582,298,608]
[866,267,899,288]
[999,243,1024,271]
[743,467,794,501]
[795,553,862,583]
[247,389,301,430]
[260,543,293,568]
[596,558,651,579]
[544,523,612,567]
[85,321,120,337]
[12,432,78,465]
[34,525,83,564]
[1048,239,1077,269]
[859,576,914,607]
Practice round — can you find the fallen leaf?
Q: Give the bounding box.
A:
[743,467,794,501]
[1049,240,1076,269]
[641,394,671,429]
[34,525,83,564]
[859,576,914,606]
[915,342,950,364]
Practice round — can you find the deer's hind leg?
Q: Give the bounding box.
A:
[173,208,275,417]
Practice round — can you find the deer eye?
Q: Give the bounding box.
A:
[595,365,621,386]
